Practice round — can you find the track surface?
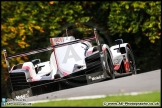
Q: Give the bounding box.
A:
[26,69,161,102]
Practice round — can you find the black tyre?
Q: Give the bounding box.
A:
[105,50,115,79]
[118,61,125,74]
[54,74,61,79]
[127,47,137,75]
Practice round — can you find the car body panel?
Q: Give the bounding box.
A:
[3,29,136,99]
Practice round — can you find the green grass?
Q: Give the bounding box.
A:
[31,91,161,107]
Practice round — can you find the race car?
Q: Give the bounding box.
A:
[3,28,137,99]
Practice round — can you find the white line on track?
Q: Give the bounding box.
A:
[27,91,153,104]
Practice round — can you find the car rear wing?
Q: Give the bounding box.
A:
[3,28,101,71]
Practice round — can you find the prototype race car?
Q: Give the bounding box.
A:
[3,28,137,99]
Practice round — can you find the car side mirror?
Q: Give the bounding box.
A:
[115,39,123,45]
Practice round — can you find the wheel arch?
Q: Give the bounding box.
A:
[118,43,133,54]
[126,43,133,53]
[102,44,113,61]
[104,45,115,79]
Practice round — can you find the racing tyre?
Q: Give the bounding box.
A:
[127,47,137,75]
[105,50,115,79]
[54,74,61,79]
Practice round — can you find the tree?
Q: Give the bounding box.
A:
[107,1,161,44]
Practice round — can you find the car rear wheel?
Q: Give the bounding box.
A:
[127,47,137,75]
[105,50,115,79]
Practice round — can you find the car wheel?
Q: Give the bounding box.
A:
[54,74,61,79]
[105,50,115,79]
[127,47,137,75]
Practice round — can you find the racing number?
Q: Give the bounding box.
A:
[62,45,82,63]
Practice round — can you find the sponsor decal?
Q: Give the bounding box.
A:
[54,38,64,43]
[15,90,30,100]
[89,74,105,81]
[53,38,64,45]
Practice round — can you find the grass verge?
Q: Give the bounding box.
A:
[31,91,161,107]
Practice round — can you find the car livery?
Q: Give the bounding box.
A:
[3,28,137,99]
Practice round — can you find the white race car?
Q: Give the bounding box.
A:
[3,28,137,99]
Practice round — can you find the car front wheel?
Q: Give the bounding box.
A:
[127,47,137,75]
[105,50,115,79]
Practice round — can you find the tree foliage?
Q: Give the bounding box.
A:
[1,1,161,98]
[107,1,161,43]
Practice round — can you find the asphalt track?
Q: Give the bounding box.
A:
[26,69,161,102]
